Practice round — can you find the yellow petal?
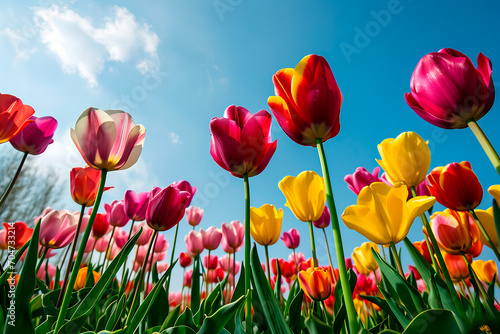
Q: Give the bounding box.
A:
[475,207,499,249]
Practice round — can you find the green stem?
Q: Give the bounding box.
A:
[470,209,500,262]
[264,245,271,284]
[389,242,404,277]
[102,226,116,274]
[120,220,135,285]
[243,173,252,333]
[320,300,331,326]
[460,251,490,303]
[322,228,336,284]
[206,250,211,297]
[127,229,158,325]
[308,221,318,267]
[467,119,500,175]
[35,247,49,275]
[145,232,159,294]
[316,139,359,334]
[0,152,28,210]
[54,169,108,333]
[165,222,180,297]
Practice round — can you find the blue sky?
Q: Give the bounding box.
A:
[1,0,499,292]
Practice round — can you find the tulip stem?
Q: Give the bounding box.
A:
[322,228,336,284]
[102,226,116,274]
[57,204,86,307]
[146,233,159,294]
[469,209,500,262]
[320,300,331,326]
[206,250,211,296]
[243,173,252,333]
[127,229,158,326]
[459,251,490,303]
[120,220,135,285]
[35,247,49,275]
[166,222,180,298]
[389,242,404,277]
[264,245,271,284]
[233,247,236,293]
[467,120,500,176]
[0,151,28,211]
[316,139,359,334]
[411,187,465,318]
[54,169,108,334]
[308,221,318,267]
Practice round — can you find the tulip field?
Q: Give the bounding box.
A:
[1,47,500,334]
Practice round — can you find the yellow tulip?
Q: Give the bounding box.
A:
[352,242,379,276]
[489,185,500,206]
[471,260,498,284]
[250,204,283,246]
[278,171,325,222]
[474,207,499,249]
[341,182,436,245]
[376,131,431,187]
[74,267,100,290]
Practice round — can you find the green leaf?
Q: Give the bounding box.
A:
[105,294,126,331]
[273,258,282,303]
[160,305,181,332]
[204,273,228,316]
[492,199,500,249]
[190,255,201,315]
[378,287,411,329]
[402,309,464,334]
[174,307,197,332]
[161,326,197,334]
[332,301,346,334]
[304,313,331,334]
[225,264,245,333]
[250,245,293,334]
[288,289,303,334]
[0,242,29,286]
[4,222,41,334]
[147,272,169,327]
[198,295,246,334]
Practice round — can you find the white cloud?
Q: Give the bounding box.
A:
[169,132,181,144]
[32,5,160,87]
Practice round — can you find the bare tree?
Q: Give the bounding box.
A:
[0,146,63,225]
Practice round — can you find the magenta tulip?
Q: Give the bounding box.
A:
[154,233,169,253]
[281,228,300,249]
[172,180,197,206]
[132,222,154,246]
[39,209,78,249]
[185,230,204,256]
[184,269,193,287]
[186,206,204,227]
[203,254,218,270]
[146,184,192,231]
[344,167,386,195]
[104,200,130,227]
[10,116,57,155]
[210,105,277,178]
[200,226,223,251]
[312,206,331,229]
[405,48,495,129]
[113,227,128,249]
[221,220,244,250]
[123,190,150,221]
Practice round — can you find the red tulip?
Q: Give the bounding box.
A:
[203,254,218,270]
[268,54,342,146]
[429,209,480,254]
[123,190,150,221]
[146,184,192,231]
[91,213,111,238]
[172,180,196,206]
[10,116,57,155]
[443,252,471,282]
[0,93,35,143]
[414,239,433,264]
[210,105,277,178]
[3,222,33,250]
[179,252,193,268]
[427,161,483,211]
[405,48,494,129]
[184,269,193,287]
[70,166,112,207]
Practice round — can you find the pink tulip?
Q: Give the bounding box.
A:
[169,292,182,307]
[146,184,192,231]
[33,207,54,224]
[203,254,218,270]
[154,233,169,253]
[219,254,240,274]
[184,269,193,287]
[95,236,110,253]
[344,167,387,195]
[405,48,495,129]
[281,228,300,249]
[0,229,6,250]
[186,206,204,227]
[132,222,154,246]
[10,116,57,155]
[210,105,277,178]
[157,262,169,273]
[185,230,204,256]
[39,209,78,249]
[113,227,129,249]
[288,251,305,264]
[312,206,330,229]
[221,235,242,254]
[179,252,193,268]
[200,226,223,251]
[106,244,121,261]
[104,200,130,227]
[208,267,225,283]
[172,180,197,206]
[85,236,96,253]
[70,107,146,170]
[123,190,150,221]
[221,220,244,251]
[37,262,56,280]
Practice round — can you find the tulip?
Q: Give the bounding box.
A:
[414,240,433,264]
[186,206,204,227]
[312,205,330,229]
[352,242,379,276]
[471,260,497,284]
[132,222,154,246]
[298,267,332,301]
[474,207,499,249]
[407,265,421,281]
[113,227,128,249]
[172,180,197,206]
[250,204,283,246]
[179,252,193,268]
[92,213,111,238]
[427,161,482,211]
[279,171,325,222]
[428,209,480,255]
[405,48,494,129]
[376,132,430,187]
[39,209,78,249]
[443,252,471,282]
[219,254,240,274]
[344,167,387,195]
[185,230,204,256]
[2,222,33,250]
[221,235,241,254]
[123,190,149,221]
[74,267,100,290]
[104,200,130,227]
[281,228,300,249]
[146,184,192,231]
[0,229,7,250]
[70,107,145,171]
[467,240,483,258]
[221,220,244,251]
[70,166,112,207]
[184,269,193,287]
[490,185,500,206]
[210,105,277,178]
[200,226,223,251]
[0,93,35,143]
[289,251,305,265]
[37,262,57,281]
[153,233,169,253]
[95,236,111,253]
[267,54,342,146]
[10,115,58,155]
[203,254,218,270]
[341,182,436,245]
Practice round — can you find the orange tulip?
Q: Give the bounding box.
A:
[426,161,482,211]
[414,239,433,264]
[0,94,35,143]
[74,267,100,290]
[442,252,471,282]
[70,166,112,207]
[471,260,497,284]
[428,209,480,254]
[298,267,332,301]
[2,222,33,250]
